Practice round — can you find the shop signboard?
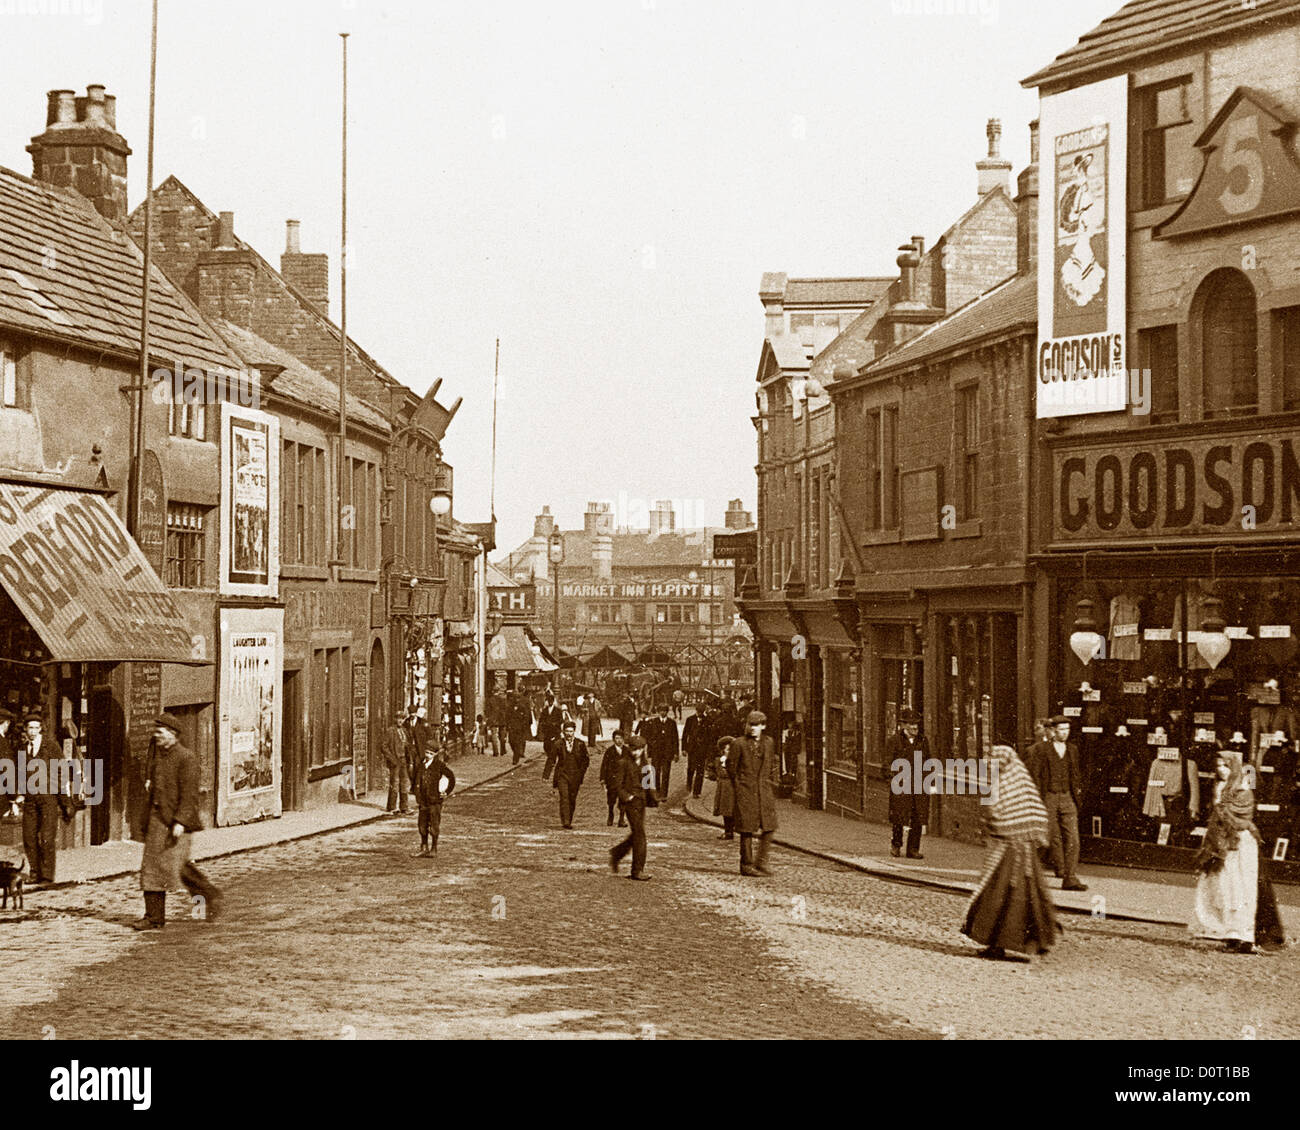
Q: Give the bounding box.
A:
[1036,75,1127,418]
[351,660,368,796]
[137,452,166,577]
[219,407,279,599]
[1051,430,1300,543]
[560,580,724,599]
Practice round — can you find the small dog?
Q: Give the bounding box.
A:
[0,863,23,910]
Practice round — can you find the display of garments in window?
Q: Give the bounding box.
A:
[1108,593,1142,661]
[1141,755,1199,819]
[1250,704,1298,767]
[1173,589,1213,670]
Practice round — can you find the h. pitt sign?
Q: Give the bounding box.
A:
[1052,433,1300,543]
[1036,76,1128,418]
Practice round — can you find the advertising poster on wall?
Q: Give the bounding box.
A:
[1036,75,1128,418]
[217,606,284,826]
[220,406,280,598]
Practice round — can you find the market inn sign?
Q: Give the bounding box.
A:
[1052,431,1300,543]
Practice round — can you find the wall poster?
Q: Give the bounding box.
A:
[217,606,284,826]
[220,406,280,598]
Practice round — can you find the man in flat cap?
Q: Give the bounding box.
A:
[728,710,779,876]
[133,713,223,930]
[1024,714,1088,892]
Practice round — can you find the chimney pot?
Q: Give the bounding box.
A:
[46,89,76,127]
[217,211,236,249]
[85,84,107,125]
[285,219,301,254]
[104,94,117,129]
[986,117,1002,158]
[1029,118,1040,164]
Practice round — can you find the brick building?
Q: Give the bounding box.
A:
[131,176,477,810]
[499,500,753,693]
[0,85,249,844]
[1022,0,1300,876]
[739,121,1021,815]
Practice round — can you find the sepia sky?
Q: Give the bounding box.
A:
[0,0,1119,554]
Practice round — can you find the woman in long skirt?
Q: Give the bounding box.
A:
[1191,749,1284,953]
[962,743,1057,962]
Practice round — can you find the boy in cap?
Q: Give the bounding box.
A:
[134,713,223,929]
[600,730,628,827]
[411,736,455,856]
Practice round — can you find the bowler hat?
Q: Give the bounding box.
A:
[1049,714,1069,726]
[0,708,14,724]
[155,713,185,735]
[898,708,919,723]
[745,710,766,726]
[22,712,44,726]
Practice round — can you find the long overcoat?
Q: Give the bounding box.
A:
[727,734,778,832]
[885,731,931,826]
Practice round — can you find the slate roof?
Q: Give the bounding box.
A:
[782,277,894,306]
[862,273,1036,376]
[212,319,390,433]
[0,166,239,373]
[1022,0,1300,89]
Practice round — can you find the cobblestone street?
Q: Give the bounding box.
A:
[1,760,1296,1040]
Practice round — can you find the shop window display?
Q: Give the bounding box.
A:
[1058,578,1300,859]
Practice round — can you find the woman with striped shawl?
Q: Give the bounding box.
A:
[962,743,1058,962]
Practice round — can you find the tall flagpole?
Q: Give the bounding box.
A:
[131,0,159,538]
[335,31,349,569]
[490,337,499,522]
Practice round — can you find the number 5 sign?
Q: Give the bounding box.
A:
[1157,87,1300,239]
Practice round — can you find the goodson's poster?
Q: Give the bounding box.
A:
[220,406,280,599]
[1037,75,1128,418]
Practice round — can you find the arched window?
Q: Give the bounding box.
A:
[1197,269,1257,419]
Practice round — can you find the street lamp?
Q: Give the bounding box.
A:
[1069,598,1104,666]
[430,465,452,517]
[548,531,564,660]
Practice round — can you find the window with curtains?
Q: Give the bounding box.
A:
[1198,269,1258,421]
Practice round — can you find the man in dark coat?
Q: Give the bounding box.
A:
[18,715,72,885]
[507,693,534,764]
[639,705,679,801]
[600,731,628,827]
[133,714,222,929]
[537,693,564,776]
[486,688,509,756]
[384,712,412,813]
[609,734,653,879]
[728,711,779,876]
[682,708,711,798]
[552,720,588,828]
[411,743,455,856]
[0,708,16,809]
[885,709,929,859]
[404,710,428,783]
[1024,715,1088,891]
[712,735,737,840]
[617,694,636,739]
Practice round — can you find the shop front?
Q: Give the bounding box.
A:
[0,479,206,852]
[1039,426,1300,880]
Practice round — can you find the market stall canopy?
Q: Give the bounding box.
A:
[0,482,205,665]
[555,649,580,670]
[585,644,630,669]
[486,624,558,672]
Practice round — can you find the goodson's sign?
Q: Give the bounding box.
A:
[1052,433,1300,542]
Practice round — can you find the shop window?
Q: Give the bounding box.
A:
[825,650,859,776]
[956,384,980,519]
[165,503,208,589]
[310,645,349,768]
[590,603,621,624]
[1276,305,1300,412]
[1134,76,1197,209]
[1137,324,1179,424]
[654,604,696,624]
[1197,269,1258,420]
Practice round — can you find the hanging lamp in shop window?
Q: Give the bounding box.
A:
[1069,598,1104,666]
[1196,596,1232,670]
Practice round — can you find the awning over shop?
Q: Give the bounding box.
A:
[486,624,558,672]
[0,482,204,665]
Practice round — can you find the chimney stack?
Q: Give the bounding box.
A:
[725,499,752,530]
[281,219,329,314]
[216,211,237,249]
[648,500,676,536]
[583,500,613,535]
[1015,119,1040,275]
[592,534,613,580]
[196,209,257,329]
[28,84,132,223]
[976,117,1012,197]
[895,241,921,304]
[533,506,556,538]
